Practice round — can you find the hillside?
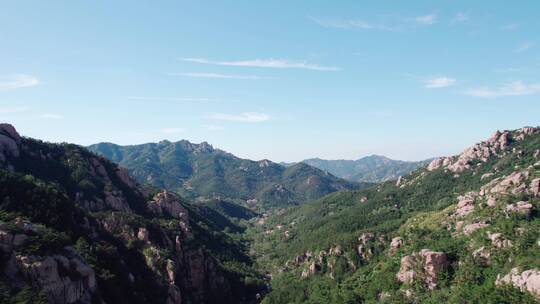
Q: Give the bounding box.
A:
[248,127,540,303]
[88,141,368,209]
[0,124,265,304]
[284,155,429,183]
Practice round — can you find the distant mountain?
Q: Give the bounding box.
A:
[282,155,430,183]
[88,140,369,209]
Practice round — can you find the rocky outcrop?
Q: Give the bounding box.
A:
[148,190,188,220]
[453,193,476,218]
[496,268,540,300]
[463,222,490,236]
[389,237,403,255]
[427,128,537,173]
[396,250,448,290]
[1,225,96,304]
[487,232,513,248]
[530,178,540,197]
[0,123,21,162]
[506,201,533,216]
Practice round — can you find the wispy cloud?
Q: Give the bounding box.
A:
[128,96,213,102]
[310,16,397,31]
[181,58,340,71]
[172,72,267,80]
[465,81,540,98]
[0,106,29,114]
[515,42,534,53]
[206,125,224,131]
[424,76,456,88]
[501,23,519,31]
[209,112,271,123]
[452,12,470,23]
[160,127,186,134]
[0,74,39,91]
[40,113,64,119]
[415,14,437,25]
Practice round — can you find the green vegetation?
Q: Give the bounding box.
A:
[248,129,540,303]
[88,141,369,210]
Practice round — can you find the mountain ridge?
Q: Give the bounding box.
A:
[282,154,431,183]
[88,140,370,210]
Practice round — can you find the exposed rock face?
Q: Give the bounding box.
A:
[496,268,540,300]
[396,250,448,290]
[506,201,533,216]
[453,193,476,218]
[427,128,537,173]
[487,232,513,248]
[3,249,96,304]
[0,123,21,161]
[531,178,540,197]
[463,222,490,236]
[389,237,403,255]
[356,233,376,261]
[148,190,188,220]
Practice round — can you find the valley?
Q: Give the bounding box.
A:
[2,124,540,303]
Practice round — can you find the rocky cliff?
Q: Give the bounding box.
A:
[0,124,264,304]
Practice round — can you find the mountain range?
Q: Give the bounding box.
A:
[282,155,430,183]
[87,141,370,210]
[3,124,540,304]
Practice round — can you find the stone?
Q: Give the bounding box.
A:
[463,222,490,236]
[389,237,403,255]
[454,194,476,217]
[137,227,150,242]
[506,201,533,216]
[487,232,513,248]
[497,268,540,300]
[396,250,448,290]
[530,178,540,197]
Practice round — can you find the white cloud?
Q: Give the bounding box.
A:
[515,42,534,53]
[415,14,437,25]
[424,76,456,88]
[452,12,470,23]
[310,16,397,31]
[0,74,40,91]
[0,106,29,114]
[40,113,64,119]
[128,96,213,102]
[464,81,540,98]
[173,72,267,80]
[206,125,224,131]
[209,112,271,123]
[160,127,186,134]
[181,58,340,71]
[501,23,519,31]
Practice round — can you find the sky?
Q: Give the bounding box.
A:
[1,1,540,162]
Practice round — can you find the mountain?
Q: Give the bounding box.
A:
[249,127,540,303]
[283,155,430,183]
[0,124,265,304]
[88,141,369,209]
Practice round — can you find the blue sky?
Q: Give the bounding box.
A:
[1,1,539,162]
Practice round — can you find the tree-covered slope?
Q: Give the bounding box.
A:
[285,155,430,183]
[88,141,368,209]
[248,126,540,303]
[0,124,265,304]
